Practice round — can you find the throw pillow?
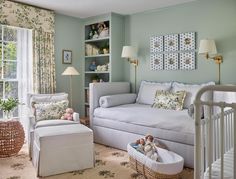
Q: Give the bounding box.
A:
[152,90,186,110]
[136,81,172,105]
[187,104,204,119]
[171,81,215,109]
[34,100,69,121]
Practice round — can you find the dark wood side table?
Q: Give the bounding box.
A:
[0,119,25,158]
[80,117,90,127]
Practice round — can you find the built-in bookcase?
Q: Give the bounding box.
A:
[83,13,125,117]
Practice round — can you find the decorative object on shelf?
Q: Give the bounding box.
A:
[164,34,179,52]
[121,46,138,92]
[0,97,19,120]
[198,39,223,84]
[150,35,163,53]
[150,53,164,70]
[85,44,100,56]
[96,64,108,72]
[97,22,109,38]
[91,74,100,83]
[179,32,195,51]
[62,50,72,64]
[88,24,97,39]
[93,31,99,39]
[89,61,97,71]
[62,66,80,107]
[164,53,178,70]
[180,52,195,70]
[0,119,25,158]
[103,48,109,54]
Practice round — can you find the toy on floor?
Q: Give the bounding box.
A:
[134,135,161,162]
[135,138,146,153]
[144,135,160,161]
[61,108,74,121]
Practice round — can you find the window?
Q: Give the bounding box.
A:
[0,25,18,118]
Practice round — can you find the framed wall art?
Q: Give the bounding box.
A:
[179,32,195,51]
[179,52,196,70]
[150,36,163,53]
[150,53,164,70]
[62,50,72,64]
[164,53,178,70]
[164,34,178,52]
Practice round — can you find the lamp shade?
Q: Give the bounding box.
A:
[62,66,80,76]
[198,39,217,55]
[121,46,137,58]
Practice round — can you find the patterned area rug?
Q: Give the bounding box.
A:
[0,144,193,179]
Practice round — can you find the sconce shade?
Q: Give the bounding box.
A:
[121,46,137,58]
[62,66,80,76]
[198,39,217,55]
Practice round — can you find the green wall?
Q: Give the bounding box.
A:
[125,0,236,89]
[55,14,83,114]
[54,0,236,114]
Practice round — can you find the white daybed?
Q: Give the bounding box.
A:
[90,81,215,168]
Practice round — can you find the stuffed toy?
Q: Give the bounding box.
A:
[135,138,145,154]
[144,135,160,161]
[61,108,74,121]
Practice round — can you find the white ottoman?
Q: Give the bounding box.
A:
[32,124,94,177]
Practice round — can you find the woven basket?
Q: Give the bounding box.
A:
[129,156,181,179]
[0,120,25,158]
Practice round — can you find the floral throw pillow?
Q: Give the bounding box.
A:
[152,90,186,110]
[34,100,69,121]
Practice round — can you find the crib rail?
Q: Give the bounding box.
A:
[194,85,236,179]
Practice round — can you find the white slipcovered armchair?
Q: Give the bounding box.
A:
[27,93,80,159]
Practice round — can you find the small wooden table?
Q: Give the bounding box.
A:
[0,119,25,158]
[80,117,90,127]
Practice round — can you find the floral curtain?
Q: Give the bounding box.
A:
[0,0,56,93]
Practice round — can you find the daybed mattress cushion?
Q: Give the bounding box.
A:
[93,103,194,145]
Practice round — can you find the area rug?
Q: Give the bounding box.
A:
[0,144,193,179]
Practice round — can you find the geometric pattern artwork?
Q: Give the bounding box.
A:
[179,32,195,51]
[164,34,179,52]
[150,32,197,71]
[164,53,178,70]
[150,53,164,70]
[179,52,196,70]
[150,36,163,53]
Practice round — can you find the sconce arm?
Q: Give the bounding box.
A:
[205,53,223,64]
[128,59,139,66]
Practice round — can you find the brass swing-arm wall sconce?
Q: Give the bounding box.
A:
[121,46,138,92]
[198,39,223,84]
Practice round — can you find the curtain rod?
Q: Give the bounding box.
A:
[9,0,53,12]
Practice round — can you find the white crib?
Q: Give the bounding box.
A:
[194,85,236,179]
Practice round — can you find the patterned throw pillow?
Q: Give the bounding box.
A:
[152,90,186,110]
[34,100,69,121]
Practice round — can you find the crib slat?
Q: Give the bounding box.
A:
[234,110,236,179]
[209,107,213,179]
[220,107,224,179]
[194,102,203,179]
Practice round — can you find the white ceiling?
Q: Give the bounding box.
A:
[14,0,195,18]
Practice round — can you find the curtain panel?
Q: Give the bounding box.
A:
[0,0,56,93]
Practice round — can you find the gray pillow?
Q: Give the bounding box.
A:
[99,93,137,108]
[188,104,204,119]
